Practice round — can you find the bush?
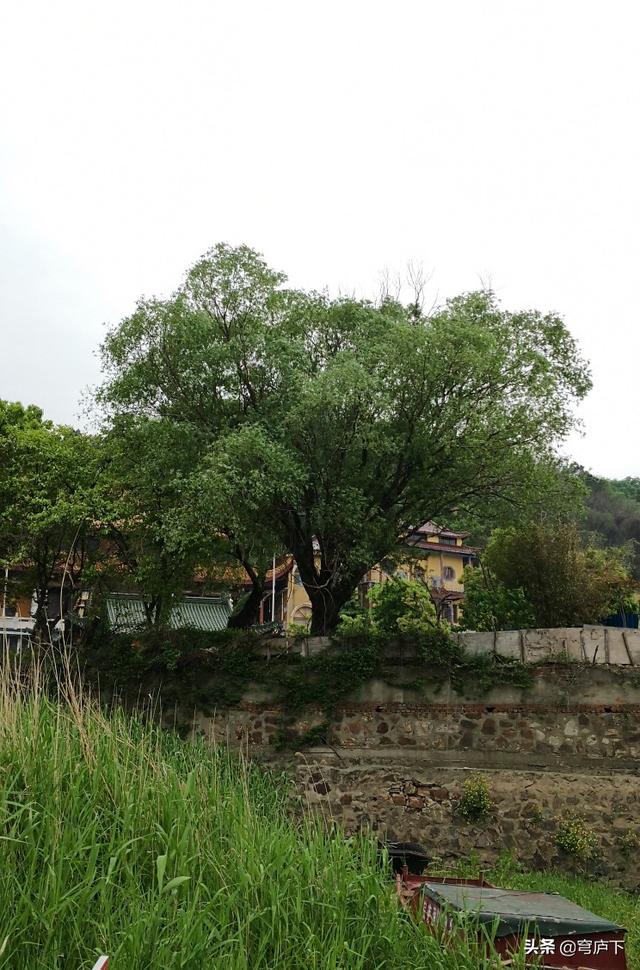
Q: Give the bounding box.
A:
[287,622,310,640]
[618,830,640,858]
[417,625,462,665]
[336,600,376,640]
[336,580,438,640]
[458,773,493,821]
[459,566,535,632]
[555,815,598,860]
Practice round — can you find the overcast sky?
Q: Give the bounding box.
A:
[1,0,638,477]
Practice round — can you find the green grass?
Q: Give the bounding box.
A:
[0,657,517,970]
[0,656,636,969]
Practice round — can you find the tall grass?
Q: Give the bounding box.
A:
[0,654,517,970]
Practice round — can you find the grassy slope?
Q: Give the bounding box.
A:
[0,663,636,969]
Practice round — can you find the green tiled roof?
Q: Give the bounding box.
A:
[105,593,232,633]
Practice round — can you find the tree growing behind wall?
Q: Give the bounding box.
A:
[579,470,640,579]
[0,400,98,638]
[460,566,536,632]
[99,244,592,634]
[92,416,217,627]
[165,426,300,627]
[462,520,636,630]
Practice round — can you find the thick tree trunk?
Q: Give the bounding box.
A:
[287,521,368,636]
[299,566,363,635]
[307,589,348,635]
[227,584,263,628]
[227,559,264,628]
[33,595,50,643]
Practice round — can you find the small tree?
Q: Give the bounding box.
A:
[460,566,536,631]
[369,577,437,637]
[472,521,636,629]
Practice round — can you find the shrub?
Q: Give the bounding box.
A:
[530,805,545,825]
[458,773,493,821]
[370,577,436,637]
[555,815,598,860]
[335,610,372,638]
[618,830,640,858]
[459,566,535,632]
[417,625,462,665]
[287,622,310,640]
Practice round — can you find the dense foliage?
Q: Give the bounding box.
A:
[461,521,635,630]
[582,471,640,578]
[98,243,591,632]
[0,401,98,635]
[94,416,215,626]
[459,567,536,632]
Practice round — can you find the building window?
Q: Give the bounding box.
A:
[440,536,457,546]
[443,566,456,581]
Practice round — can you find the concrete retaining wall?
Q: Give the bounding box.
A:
[272,627,640,665]
[456,626,640,665]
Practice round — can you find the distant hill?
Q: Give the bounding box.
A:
[583,474,640,578]
[608,477,640,504]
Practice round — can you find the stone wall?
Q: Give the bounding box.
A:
[192,700,640,767]
[183,660,640,885]
[292,759,640,888]
[330,704,640,766]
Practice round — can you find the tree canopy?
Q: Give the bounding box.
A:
[99,243,592,632]
[93,416,213,626]
[462,520,636,631]
[0,401,98,635]
[580,470,640,578]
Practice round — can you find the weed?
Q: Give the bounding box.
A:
[555,815,599,860]
[458,773,493,821]
[618,830,640,858]
[0,652,492,970]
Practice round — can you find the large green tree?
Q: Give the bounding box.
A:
[99,244,592,633]
[0,401,98,638]
[94,416,216,627]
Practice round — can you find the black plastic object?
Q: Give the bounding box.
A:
[383,841,430,875]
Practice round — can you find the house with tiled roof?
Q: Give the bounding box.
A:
[257,522,479,629]
[1,521,476,639]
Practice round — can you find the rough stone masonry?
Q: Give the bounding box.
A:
[185,635,640,887]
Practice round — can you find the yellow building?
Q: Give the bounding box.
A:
[260,521,478,628]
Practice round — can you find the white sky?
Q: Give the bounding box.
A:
[1,0,638,478]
